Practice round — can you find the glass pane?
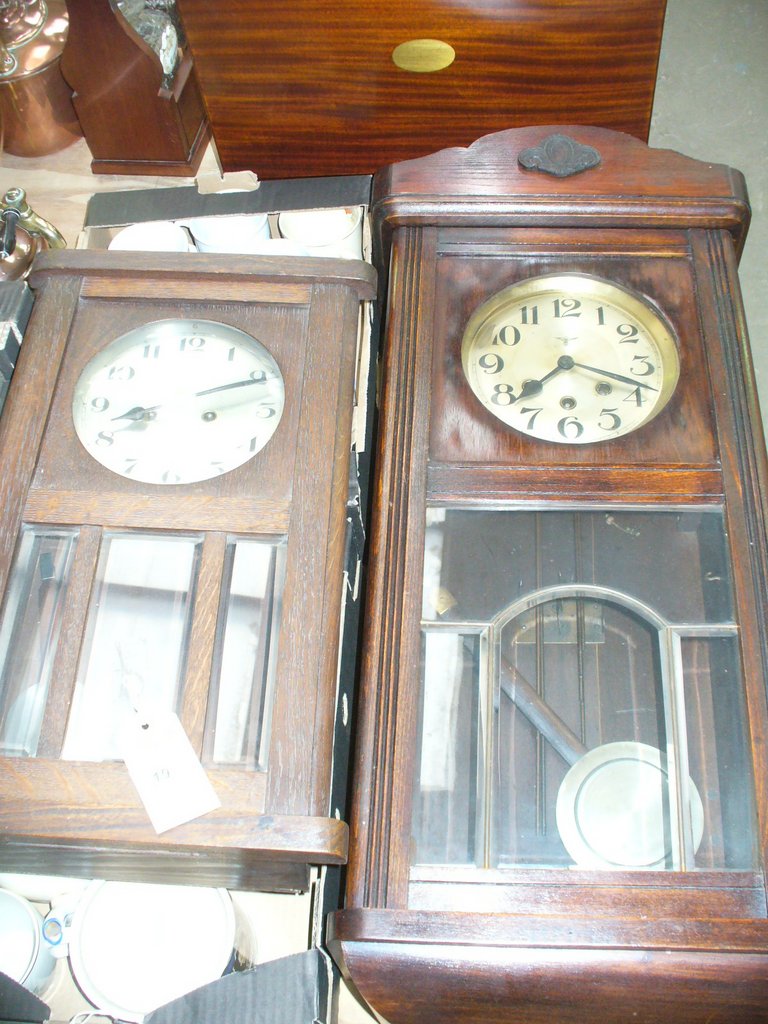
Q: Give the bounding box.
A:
[590,510,733,624]
[414,631,482,865]
[422,508,734,626]
[682,636,757,869]
[495,599,664,867]
[415,507,756,874]
[62,533,200,762]
[0,527,79,756]
[206,538,286,770]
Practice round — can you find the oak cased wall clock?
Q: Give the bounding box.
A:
[328,128,768,1022]
[0,249,376,892]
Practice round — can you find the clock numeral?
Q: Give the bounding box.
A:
[490,383,516,406]
[179,335,206,352]
[478,353,504,374]
[491,324,521,346]
[623,386,649,406]
[519,406,543,430]
[617,323,640,343]
[249,369,268,383]
[90,396,110,413]
[161,470,182,484]
[122,459,138,475]
[553,297,581,318]
[558,415,584,440]
[256,405,277,419]
[631,354,656,376]
[209,462,228,475]
[596,306,606,326]
[519,305,539,325]
[107,364,135,381]
[598,408,622,431]
[95,430,114,447]
[142,344,161,359]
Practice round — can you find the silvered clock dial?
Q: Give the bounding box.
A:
[72,318,285,485]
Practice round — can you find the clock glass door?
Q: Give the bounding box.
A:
[0,527,286,767]
[0,525,78,757]
[62,531,203,762]
[416,507,757,876]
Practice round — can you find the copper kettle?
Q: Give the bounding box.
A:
[0,0,81,157]
[0,187,66,281]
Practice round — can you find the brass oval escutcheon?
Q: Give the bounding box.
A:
[391,39,456,73]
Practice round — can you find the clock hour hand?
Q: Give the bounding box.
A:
[111,404,159,423]
[571,361,658,391]
[513,355,574,401]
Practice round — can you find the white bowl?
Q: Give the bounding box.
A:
[0,888,56,996]
[277,207,364,259]
[108,221,192,253]
[185,212,271,253]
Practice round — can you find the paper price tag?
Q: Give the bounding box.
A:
[121,710,220,834]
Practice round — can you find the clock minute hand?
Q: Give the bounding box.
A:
[195,376,274,397]
[571,361,658,391]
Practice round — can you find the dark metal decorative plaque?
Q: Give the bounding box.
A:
[518,133,601,177]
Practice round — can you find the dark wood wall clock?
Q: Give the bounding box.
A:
[327,127,768,1022]
[0,249,376,892]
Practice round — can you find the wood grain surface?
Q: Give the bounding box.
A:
[176,0,667,177]
[329,910,768,1024]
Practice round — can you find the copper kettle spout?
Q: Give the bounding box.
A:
[2,187,66,250]
[0,187,66,280]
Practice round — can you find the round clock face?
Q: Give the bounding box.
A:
[72,319,285,485]
[460,274,680,444]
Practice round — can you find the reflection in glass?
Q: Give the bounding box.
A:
[414,632,482,865]
[496,597,665,868]
[421,508,733,627]
[415,508,756,873]
[0,527,79,756]
[205,538,285,770]
[681,635,757,869]
[62,533,201,762]
[111,0,185,86]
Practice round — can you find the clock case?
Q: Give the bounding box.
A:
[60,0,211,176]
[328,128,768,1021]
[0,249,376,892]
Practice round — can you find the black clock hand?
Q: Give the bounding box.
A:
[571,361,658,391]
[111,404,160,422]
[110,378,273,422]
[513,355,575,401]
[195,376,275,397]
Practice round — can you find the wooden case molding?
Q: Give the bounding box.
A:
[0,250,376,891]
[327,127,768,1022]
